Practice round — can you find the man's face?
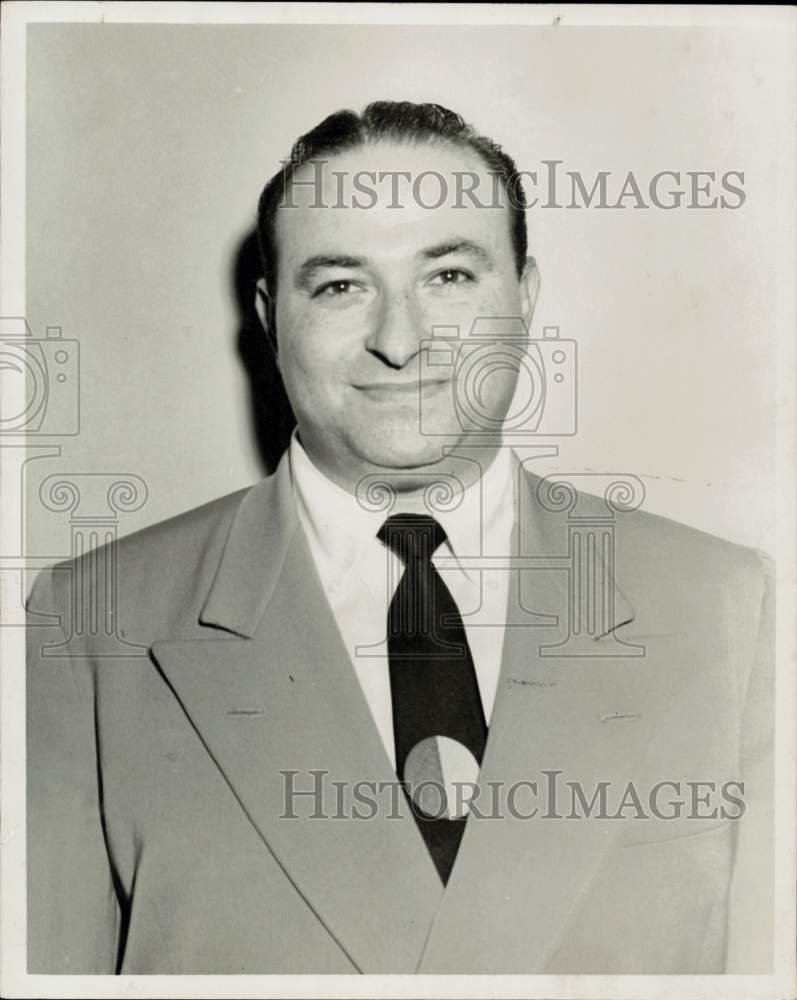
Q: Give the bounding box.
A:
[263,140,538,490]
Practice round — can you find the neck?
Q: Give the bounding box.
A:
[297,440,505,503]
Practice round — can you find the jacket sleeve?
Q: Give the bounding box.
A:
[724,549,776,972]
[26,566,121,973]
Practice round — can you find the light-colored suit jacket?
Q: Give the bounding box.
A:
[26,456,774,975]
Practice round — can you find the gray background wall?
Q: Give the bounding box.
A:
[24,23,781,564]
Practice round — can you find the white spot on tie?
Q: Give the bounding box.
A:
[404,736,480,819]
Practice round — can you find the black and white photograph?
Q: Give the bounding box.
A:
[0,4,794,999]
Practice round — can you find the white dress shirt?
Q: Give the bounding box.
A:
[289,432,516,770]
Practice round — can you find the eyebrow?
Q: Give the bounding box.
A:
[295,254,366,288]
[420,239,494,266]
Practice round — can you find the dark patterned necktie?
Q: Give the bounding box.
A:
[377,513,487,883]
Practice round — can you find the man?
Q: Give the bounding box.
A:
[27,101,773,975]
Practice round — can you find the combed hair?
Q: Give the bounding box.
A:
[256,100,527,298]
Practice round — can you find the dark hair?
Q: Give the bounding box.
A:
[256,100,528,299]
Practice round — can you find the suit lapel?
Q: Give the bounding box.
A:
[152,458,442,973]
[417,463,652,973]
[152,453,661,974]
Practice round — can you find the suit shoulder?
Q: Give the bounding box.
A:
[618,500,761,563]
[114,485,252,557]
[525,473,773,651]
[29,484,257,609]
[526,469,769,585]
[619,500,768,584]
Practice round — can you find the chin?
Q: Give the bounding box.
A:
[354,428,452,473]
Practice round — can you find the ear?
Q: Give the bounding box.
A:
[254,278,279,362]
[518,256,541,329]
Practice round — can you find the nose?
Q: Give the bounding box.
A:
[365,288,425,369]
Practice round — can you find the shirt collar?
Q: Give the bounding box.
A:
[289,430,515,582]
[290,431,385,582]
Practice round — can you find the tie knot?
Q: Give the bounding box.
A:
[377,514,447,565]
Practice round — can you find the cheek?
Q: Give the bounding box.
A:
[431,283,523,338]
[277,301,376,402]
[276,316,342,392]
[482,279,524,319]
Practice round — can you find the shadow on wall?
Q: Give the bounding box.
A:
[232,228,296,475]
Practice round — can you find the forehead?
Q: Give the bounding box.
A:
[273,139,515,269]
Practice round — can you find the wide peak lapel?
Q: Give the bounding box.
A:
[198,457,297,637]
[417,462,646,973]
[154,461,442,973]
[516,466,638,644]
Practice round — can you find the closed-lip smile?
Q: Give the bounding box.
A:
[354,379,448,392]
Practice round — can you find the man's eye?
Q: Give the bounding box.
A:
[428,268,474,287]
[313,280,359,299]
